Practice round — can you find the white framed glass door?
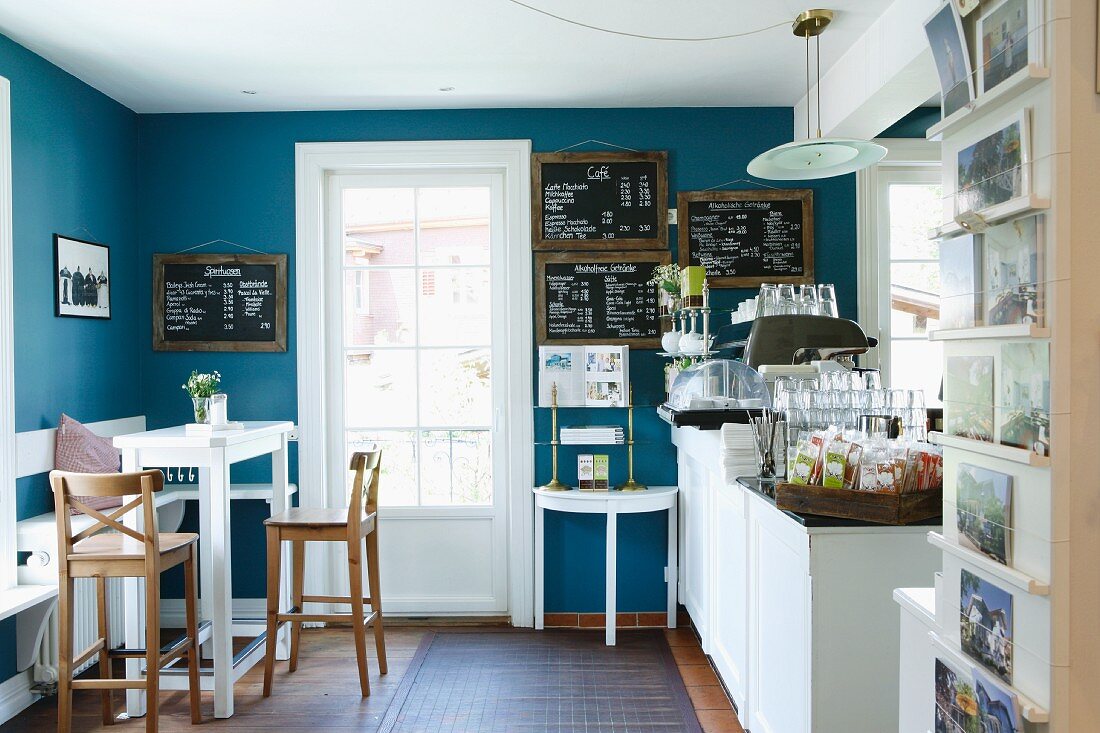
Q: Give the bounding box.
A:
[325,171,508,614]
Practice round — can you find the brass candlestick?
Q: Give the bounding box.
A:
[616,384,647,491]
[540,382,570,491]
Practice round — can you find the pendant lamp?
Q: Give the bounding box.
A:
[747,9,886,180]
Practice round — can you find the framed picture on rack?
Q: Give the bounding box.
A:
[955,109,1032,214]
[976,0,1044,95]
[925,2,974,118]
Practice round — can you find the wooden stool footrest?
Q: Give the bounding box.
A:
[71,679,147,690]
[73,638,106,668]
[276,610,379,625]
[300,594,374,605]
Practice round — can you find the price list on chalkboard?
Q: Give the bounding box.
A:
[677,190,814,287]
[153,254,287,352]
[533,151,668,250]
[536,252,669,346]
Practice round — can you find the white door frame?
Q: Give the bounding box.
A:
[856,138,940,374]
[0,76,16,593]
[294,140,534,626]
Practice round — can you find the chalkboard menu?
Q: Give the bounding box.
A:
[532,151,668,250]
[536,251,670,347]
[678,189,814,287]
[153,253,287,352]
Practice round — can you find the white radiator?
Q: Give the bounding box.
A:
[34,577,127,685]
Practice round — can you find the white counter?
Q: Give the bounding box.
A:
[672,425,941,733]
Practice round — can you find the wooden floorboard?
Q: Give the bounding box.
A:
[1,623,743,732]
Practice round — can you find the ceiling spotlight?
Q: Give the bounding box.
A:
[439,86,455,92]
[241,90,257,95]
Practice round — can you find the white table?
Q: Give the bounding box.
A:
[113,421,295,719]
[533,486,678,645]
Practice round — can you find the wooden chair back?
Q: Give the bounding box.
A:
[48,470,166,566]
[347,449,382,537]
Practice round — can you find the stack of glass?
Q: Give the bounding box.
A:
[752,283,840,319]
[773,372,928,442]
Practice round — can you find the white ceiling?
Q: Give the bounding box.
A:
[0,0,896,114]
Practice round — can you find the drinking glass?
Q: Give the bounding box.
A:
[887,389,908,418]
[861,370,882,391]
[817,283,839,318]
[799,284,820,315]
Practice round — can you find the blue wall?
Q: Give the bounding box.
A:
[1,34,139,682]
[135,108,857,609]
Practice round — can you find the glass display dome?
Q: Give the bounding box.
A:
[668,359,772,411]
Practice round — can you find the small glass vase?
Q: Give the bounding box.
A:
[192,397,211,424]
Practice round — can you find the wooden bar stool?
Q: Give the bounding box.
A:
[49,469,202,733]
[263,449,386,697]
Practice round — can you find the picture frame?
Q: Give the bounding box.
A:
[960,568,1015,684]
[935,656,979,732]
[944,355,995,442]
[955,109,1032,215]
[956,463,1013,566]
[976,0,1044,95]
[925,2,975,118]
[999,341,1050,455]
[939,234,981,330]
[54,234,111,320]
[974,669,1023,733]
[984,215,1043,327]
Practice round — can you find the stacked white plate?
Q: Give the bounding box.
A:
[719,422,757,485]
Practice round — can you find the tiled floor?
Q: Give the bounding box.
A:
[1,622,744,733]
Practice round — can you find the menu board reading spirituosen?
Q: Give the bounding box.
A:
[677,189,814,287]
[533,151,668,250]
[153,253,287,351]
[536,252,670,347]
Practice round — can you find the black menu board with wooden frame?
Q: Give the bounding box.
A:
[532,151,668,250]
[536,250,670,347]
[678,189,814,287]
[153,253,287,352]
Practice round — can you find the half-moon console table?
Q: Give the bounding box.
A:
[533,485,678,645]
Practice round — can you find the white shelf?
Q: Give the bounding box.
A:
[928,194,1051,240]
[0,584,56,622]
[929,432,1050,468]
[929,323,1049,341]
[926,64,1050,142]
[928,532,1050,596]
[928,629,1050,724]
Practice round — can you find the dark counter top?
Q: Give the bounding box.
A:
[735,477,943,529]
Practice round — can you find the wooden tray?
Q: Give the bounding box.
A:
[774,483,942,525]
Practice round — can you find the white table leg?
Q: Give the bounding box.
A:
[534,502,544,630]
[207,450,234,718]
[667,499,678,629]
[606,505,617,646]
[197,467,213,660]
[270,434,291,660]
[121,448,147,718]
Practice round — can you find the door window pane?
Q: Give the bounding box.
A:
[889,185,941,260]
[419,348,492,427]
[347,430,418,507]
[418,268,491,346]
[417,188,490,266]
[344,269,416,347]
[345,350,418,428]
[420,430,492,505]
[343,188,416,266]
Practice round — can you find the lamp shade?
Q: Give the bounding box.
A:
[747,137,887,180]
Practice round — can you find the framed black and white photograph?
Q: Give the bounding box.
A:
[54,234,111,320]
[976,0,1043,95]
[925,2,974,118]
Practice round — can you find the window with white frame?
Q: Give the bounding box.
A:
[859,153,944,406]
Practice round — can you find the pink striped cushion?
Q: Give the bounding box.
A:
[55,414,123,514]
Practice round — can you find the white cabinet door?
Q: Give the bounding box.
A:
[749,500,812,733]
[712,481,750,715]
[678,453,710,643]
